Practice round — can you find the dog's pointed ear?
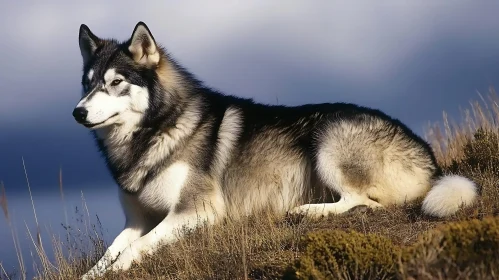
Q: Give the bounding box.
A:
[79,24,101,65]
[128,22,160,67]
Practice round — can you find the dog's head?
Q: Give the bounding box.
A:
[73,22,174,130]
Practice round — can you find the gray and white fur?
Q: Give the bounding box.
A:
[73,22,477,279]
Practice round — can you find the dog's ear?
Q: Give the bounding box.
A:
[128,22,160,67]
[79,24,102,65]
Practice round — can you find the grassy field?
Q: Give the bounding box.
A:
[2,91,499,280]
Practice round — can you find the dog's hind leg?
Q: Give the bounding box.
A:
[289,120,386,218]
[289,192,383,218]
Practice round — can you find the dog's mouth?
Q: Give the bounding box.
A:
[82,113,119,128]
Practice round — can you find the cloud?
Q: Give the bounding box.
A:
[1,1,499,119]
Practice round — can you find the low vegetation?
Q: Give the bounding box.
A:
[1,91,499,280]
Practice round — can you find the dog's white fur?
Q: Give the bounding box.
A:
[422,175,477,217]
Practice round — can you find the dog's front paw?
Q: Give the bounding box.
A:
[81,269,101,280]
[82,264,113,280]
[81,251,118,279]
[108,246,142,273]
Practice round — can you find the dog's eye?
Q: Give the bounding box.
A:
[111,79,123,86]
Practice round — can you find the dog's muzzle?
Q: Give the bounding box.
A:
[72,107,88,123]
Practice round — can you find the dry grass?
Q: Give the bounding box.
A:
[0,167,107,280]
[1,90,499,280]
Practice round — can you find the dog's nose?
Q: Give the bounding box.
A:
[72,107,88,123]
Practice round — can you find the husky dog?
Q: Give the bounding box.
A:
[73,22,477,278]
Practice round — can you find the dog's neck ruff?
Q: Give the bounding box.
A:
[95,98,202,194]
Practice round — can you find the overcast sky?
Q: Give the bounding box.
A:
[2,1,499,191]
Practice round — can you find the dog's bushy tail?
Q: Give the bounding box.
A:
[422,175,478,217]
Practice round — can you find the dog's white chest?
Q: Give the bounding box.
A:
[137,161,191,212]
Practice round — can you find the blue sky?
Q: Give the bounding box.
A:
[2,1,499,191]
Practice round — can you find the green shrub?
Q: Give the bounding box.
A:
[403,216,499,279]
[283,230,400,280]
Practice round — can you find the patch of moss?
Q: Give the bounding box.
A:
[283,217,499,280]
[403,216,499,278]
[435,216,499,263]
[283,230,400,280]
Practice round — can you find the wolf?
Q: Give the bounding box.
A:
[73,22,477,278]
